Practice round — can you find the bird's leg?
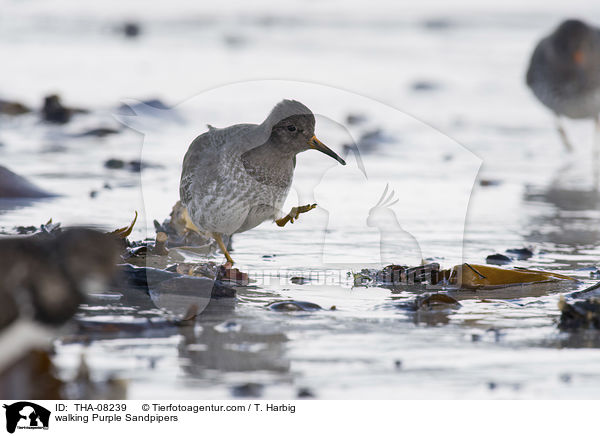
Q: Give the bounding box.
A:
[213,233,234,266]
[182,207,201,233]
[276,204,317,227]
[555,115,574,153]
[594,114,600,191]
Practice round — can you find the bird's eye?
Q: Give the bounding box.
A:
[286,125,296,132]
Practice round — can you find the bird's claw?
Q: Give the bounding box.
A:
[276,203,317,227]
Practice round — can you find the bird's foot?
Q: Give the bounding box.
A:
[276,203,317,227]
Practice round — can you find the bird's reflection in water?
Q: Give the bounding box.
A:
[524,184,600,250]
[178,313,289,376]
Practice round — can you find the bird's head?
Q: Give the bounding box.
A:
[265,100,346,165]
[552,19,596,67]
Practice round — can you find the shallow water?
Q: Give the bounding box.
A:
[3,0,600,399]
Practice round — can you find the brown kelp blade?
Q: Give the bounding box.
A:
[110,211,138,238]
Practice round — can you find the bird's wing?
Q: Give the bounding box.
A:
[179,123,262,207]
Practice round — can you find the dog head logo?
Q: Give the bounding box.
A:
[3,402,50,433]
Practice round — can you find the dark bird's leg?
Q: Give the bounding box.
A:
[555,115,574,152]
[594,114,600,191]
[276,204,317,227]
[213,233,234,266]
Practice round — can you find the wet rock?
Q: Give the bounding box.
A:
[354,263,442,287]
[15,225,37,235]
[74,127,120,137]
[559,373,572,383]
[0,99,31,115]
[505,247,533,260]
[486,253,512,266]
[421,18,453,30]
[122,22,141,38]
[104,158,155,172]
[267,300,322,312]
[116,264,237,300]
[0,165,55,198]
[479,179,502,187]
[0,350,63,399]
[217,266,249,285]
[345,113,367,125]
[297,388,315,398]
[411,80,440,91]
[42,94,87,124]
[412,293,461,311]
[223,34,246,47]
[0,228,120,328]
[231,383,263,398]
[104,158,125,169]
[558,297,600,330]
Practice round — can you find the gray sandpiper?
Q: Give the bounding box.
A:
[526,19,600,152]
[179,99,346,265]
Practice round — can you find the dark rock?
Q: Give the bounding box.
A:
[75,127,120,138]
[122,22,141,38]
[0,228,120,328]
[231,383,263,398]
[479,179,502,187]
[297,388,315,398]
[116,264,237,300]
[354,263,442,287]
[223,34,246,47]
[15,225,37,235]
[0,99,31,115]
[42,94,86,124]
[267,300,322,312]
[345,113,367,125]
[394,360,402,369]
[0,165,55,198]
[558,297,600,330]
[290,276,308,285]
[505,247,533,260]
[411,80,440,91]
[412,293,460,310]
[104,159,125,169]
[104,159,154,172]
[422,18,453,30]
[486,253,512,265]
[128,160,142,172]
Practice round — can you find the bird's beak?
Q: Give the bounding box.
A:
[309,136,346,165]
[573,49,585,65]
